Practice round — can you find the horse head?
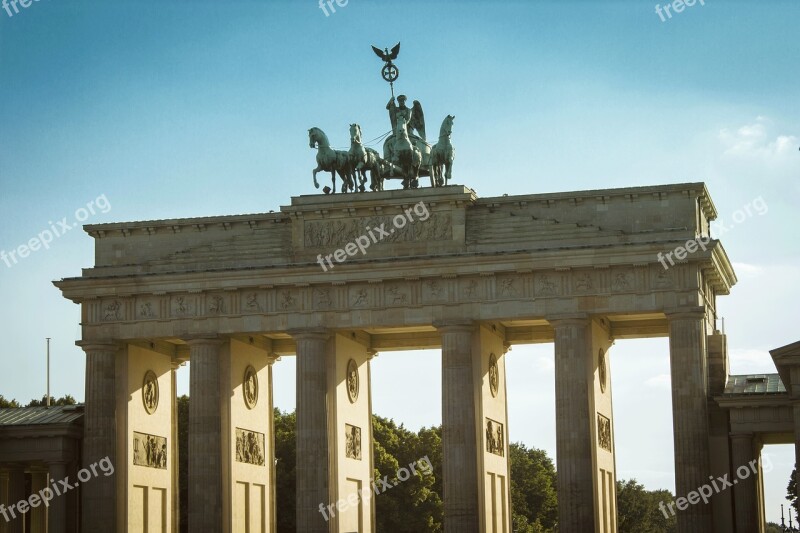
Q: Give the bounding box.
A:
[349,123,362,144]
[309,127,328,149]
[439,115,455,139]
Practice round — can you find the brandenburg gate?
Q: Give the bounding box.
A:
[55,182,739,532]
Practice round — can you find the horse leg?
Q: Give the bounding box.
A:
[357,165,367,192]
[331,170,336,193]
[313,167,322,189]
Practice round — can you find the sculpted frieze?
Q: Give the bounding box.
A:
[82,264,685,324]
[303,212,452,248]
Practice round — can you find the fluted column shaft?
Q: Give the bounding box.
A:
[47,462,67,533]
[437,322,479,533]
[78,341,118,531]
[730,433,759,532]
[29,473,47,533]
[292,329,330,533]
[187,338,225,533]
[551,317,595,532]
[667,309,713,532]
[7,466,25,533]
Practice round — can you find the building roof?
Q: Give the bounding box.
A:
[724,374,786,395]
[0,405,84,427]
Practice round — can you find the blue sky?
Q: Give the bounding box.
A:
[1,0,798,524]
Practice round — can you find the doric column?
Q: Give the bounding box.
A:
[436,321,479,532]
[187,337,225,533]
[730,433,759,531]
[47,463,67,533]
[291,329,331,533]
[6,466,25,533]
[551,316,596,532]
[666,308,713,532]
[77,340,118,531]
[29,472,47,533]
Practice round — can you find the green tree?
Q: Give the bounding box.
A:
[616,479,676,533]
[0,395,20,408]
[788,467,798,524]
[509,442,558,532]
[25,394,77,407]
[766,522,785,533]
[371,416,443,532]
[274,408,296,532]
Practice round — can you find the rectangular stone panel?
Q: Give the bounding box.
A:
[485,418,505,457]
[597,414,612,452]
[133,431,167,469]
[235,427,266,466]
[345,424,362,460]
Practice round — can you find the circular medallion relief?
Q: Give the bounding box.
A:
[346,359,359,404]
[243,366,259,409]
[142,370,159,414]
[598,349,608,393]
[488,353,499,398]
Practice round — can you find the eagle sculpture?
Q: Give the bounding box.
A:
[371,42,400,63]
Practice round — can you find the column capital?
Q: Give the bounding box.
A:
[432,319,474,332]
[76,340,121,353]
[546,313,591,327]
[664,306,706,320]
[184,335,226,347]
[287,328,330,341]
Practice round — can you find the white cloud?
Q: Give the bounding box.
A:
[727,348,778,376]
[719,117,799,160]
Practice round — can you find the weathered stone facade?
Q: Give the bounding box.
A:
[55,183,740,532]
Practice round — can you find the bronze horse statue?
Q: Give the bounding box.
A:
[348,124,384,192]
[430,115,455,186]
[309,127,355,193]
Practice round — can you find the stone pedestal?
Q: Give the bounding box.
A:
[550,316,616,533]
[187,337,225,533]
[78,341,118,532]
[293,330,331,533]
[667,308,713,532]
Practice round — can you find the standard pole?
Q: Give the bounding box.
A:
[46,337,51,408]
